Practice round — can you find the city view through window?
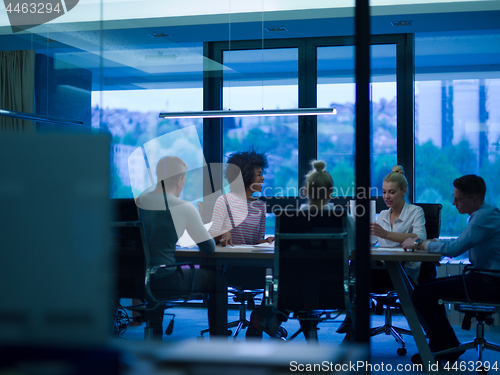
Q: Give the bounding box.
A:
[93,80,500,239]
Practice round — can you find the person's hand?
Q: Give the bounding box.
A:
[259,236,275,244]
[219,232,233,247]
[402,237,417,251]
[370,223,388,239]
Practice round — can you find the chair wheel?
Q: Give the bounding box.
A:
[227,329,233,336]
[397,348,407,356]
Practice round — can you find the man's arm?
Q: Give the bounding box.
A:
[403,221,485,256]
[185,203,215,254]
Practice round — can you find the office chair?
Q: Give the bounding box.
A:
[266,207,353,342]
[122,207,203,340]
[370,203,442,355]
[435,266,500,373]
[199,287,264,338]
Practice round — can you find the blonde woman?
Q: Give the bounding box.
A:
[371,165,426,284]
[301,160,334,209]
[300,160,355,338]
[300,160,355,250]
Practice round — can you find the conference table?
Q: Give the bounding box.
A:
[176,244,442,373]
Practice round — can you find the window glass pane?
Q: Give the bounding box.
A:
[222,48,298,197]
[414,31,500,238]
[93,41,204,199]
[317,44,397,197]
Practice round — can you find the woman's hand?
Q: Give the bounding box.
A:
[219,232,233,247]
[402,237,418,251]
[370,223,388,239]
[258,236,275,244]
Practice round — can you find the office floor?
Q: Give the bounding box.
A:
[115,300,500,374]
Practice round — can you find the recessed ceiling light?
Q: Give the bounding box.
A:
[391,21,413,26]
[147,32,171,38]
[264,26,288,32]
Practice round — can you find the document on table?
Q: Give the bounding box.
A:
[251,242,275,252]
[216,243,274,252]
[371,246,406,252]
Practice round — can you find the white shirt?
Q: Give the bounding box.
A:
[377,202,426,283]
[377,202,427,247]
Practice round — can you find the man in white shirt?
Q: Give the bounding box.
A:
[402,175,500,365]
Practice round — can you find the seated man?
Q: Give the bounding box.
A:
[137,156,221,335]
[402,175,500,365]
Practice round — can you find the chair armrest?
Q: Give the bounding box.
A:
[458,266,500,303]
[149,262,195,274]
[463,266,500,276]
[145,262,197,304]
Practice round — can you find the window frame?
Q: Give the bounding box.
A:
[203,34,414,210]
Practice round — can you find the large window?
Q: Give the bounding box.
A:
[92,38,206,199]
[222,48,299,197]
[208,35,410,206]
[414,32,500,237]
[317,44,397,197]
[93,88,204,199]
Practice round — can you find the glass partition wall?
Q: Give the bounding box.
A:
[2,1,500,234]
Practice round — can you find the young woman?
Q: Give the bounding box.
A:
[209,149,274,246]
[300,160,355,249]
[208,150,282,339]
[371,165,426,284]
[301,160,355,338]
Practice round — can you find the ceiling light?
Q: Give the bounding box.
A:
[159,108,336,119]
[264,26,288,32]
[391,21,413,26]
[0,109,83,126]
[147,32,171,38]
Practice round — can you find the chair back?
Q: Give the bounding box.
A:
[136,202,199,304]
[413,203,442,284]
[136,206,159,302]
[272,207,351,313]
[413,203,442,239]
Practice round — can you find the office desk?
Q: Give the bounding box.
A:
[176,246,273,337]
[177,245,441,373]
[356,247,442,373]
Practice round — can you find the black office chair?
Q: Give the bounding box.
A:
[266,207,353,342]
[436,266,500,372]
[370,203,442,355]
[122,206,203,340]
[200,287,264,338]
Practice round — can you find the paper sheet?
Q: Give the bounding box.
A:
[372,246,406,252]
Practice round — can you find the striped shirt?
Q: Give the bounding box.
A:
[209,193,266,245]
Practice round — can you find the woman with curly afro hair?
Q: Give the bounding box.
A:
[208,149,285,340]
[209,149,274,246]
